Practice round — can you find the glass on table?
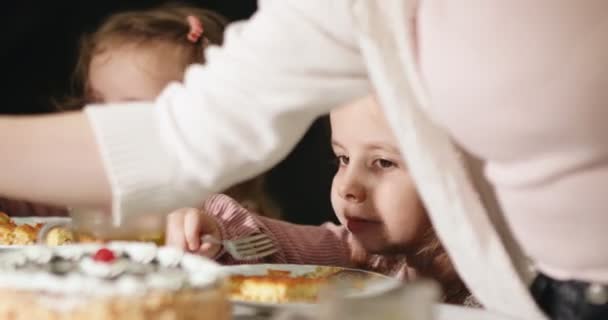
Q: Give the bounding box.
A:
[264,280,440,320]
[37,207,166,245]
[315,280,440,320]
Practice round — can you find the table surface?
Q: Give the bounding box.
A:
[233,304,520,320]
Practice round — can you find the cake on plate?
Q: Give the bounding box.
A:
[229,267,345,303]
[0,243,230,320]
[230,273,326,303]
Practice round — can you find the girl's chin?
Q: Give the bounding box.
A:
[353,236,412,255]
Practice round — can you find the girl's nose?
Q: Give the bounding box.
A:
[337,171,367,203]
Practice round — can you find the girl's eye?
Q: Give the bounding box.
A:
[373,158,396,169]
[336,155,349,166]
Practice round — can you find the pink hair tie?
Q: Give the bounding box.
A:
[187,15,204,43]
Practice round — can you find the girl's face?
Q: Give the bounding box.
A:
[88,43,186,103]
[330,96,430,254]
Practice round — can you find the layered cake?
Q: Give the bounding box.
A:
[0,243,230,319]
[230,274,325,303]
[229,267,343,303]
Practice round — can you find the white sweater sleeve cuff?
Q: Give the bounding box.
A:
[85,103,208,225]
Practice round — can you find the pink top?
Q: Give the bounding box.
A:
[203,194,480,306]
[203,194,411,280]
[417,1,608,281]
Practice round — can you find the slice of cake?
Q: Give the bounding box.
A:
[229,266,375,304]
[229,267,344,303]
[230,274,326,303]
[0,243,230,320]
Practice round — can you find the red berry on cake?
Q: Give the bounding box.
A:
[93,248,116,263]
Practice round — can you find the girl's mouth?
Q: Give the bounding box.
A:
[345,217,381,234]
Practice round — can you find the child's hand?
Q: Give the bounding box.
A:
[165,207,222,258]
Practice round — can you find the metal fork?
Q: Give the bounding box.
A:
[201,233,277,260]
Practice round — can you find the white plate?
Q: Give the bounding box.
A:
[222,264,401,309]
[434,304,519,320]
[0,217,71,249]
[10,217,71,226]
[233,304,520,320]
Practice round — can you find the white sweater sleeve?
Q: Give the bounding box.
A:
[85,0,370,222]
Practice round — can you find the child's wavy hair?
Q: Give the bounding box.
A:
[415,227,472,304]
[57,4,282,219]
[59,3,227,110]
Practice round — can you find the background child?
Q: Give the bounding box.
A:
[1,4,279,218]
[166,95,474,305]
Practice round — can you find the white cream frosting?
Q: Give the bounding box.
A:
[115,275,146,295]
[157,246,184,267]
[109,242,157,264]
[23,246,53,264]
[125,243,157,264]
[189,270,223,288]
[54,244,102,260]
[0,252,27,269]
[0,243,222,297]
[181,253,220,272]
[146,271,186,291]
[80,257,128,278]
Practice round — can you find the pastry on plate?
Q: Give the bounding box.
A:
[229,267,344,303]
[0,215,73,246]
[228,266,379,304]
[11,224,38,245]
[230,273,326,303]
[0,211,11,225]
[0,223,15,245]
[44,226,75,246]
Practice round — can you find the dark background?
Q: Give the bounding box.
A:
[1,0,336,225]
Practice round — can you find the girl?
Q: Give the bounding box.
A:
[1,4,279,219]
[166,95,475,305]
[3,2,603,319]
